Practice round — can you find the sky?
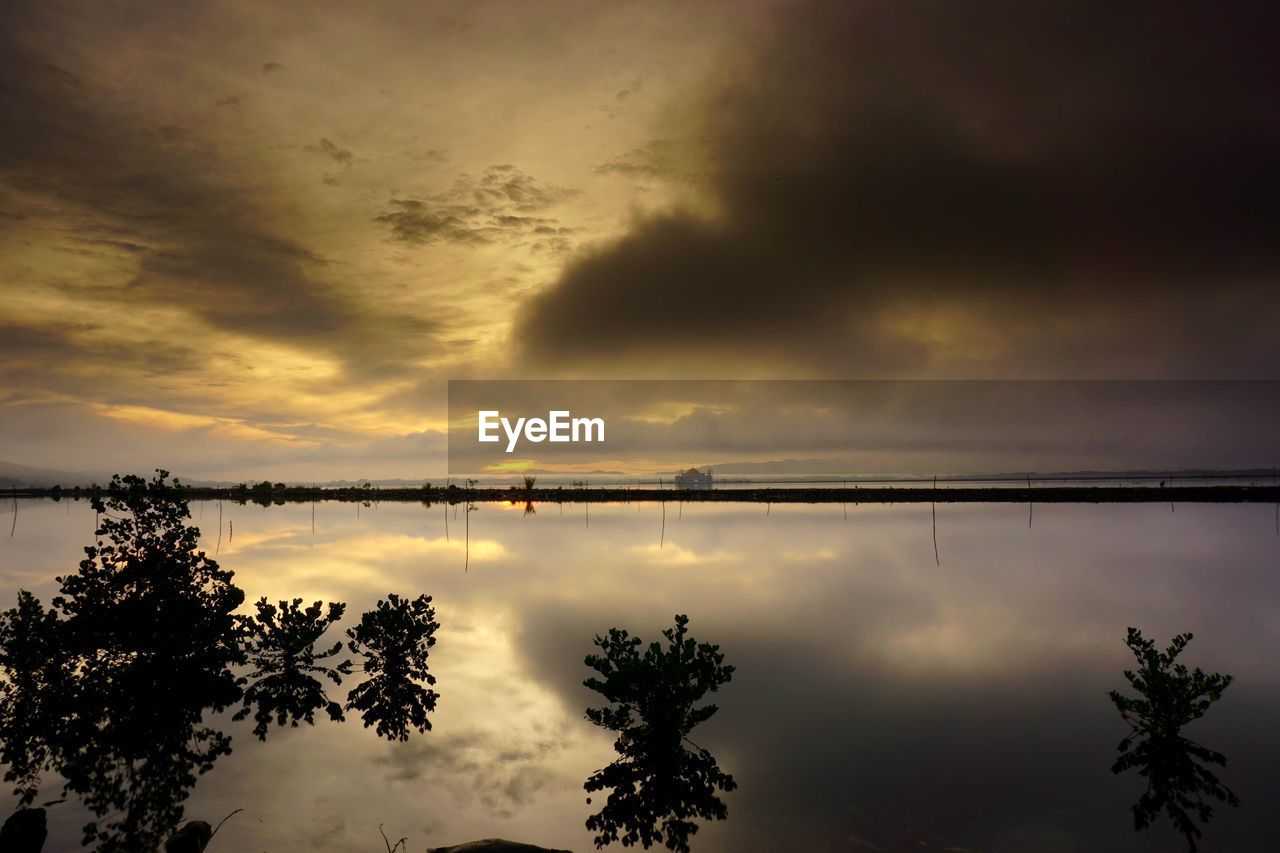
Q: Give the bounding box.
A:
[2,1,1278,481]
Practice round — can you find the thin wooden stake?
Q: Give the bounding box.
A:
[660,499,666,548]
[1027,473,1033,529]
[930,475,940,565]
[931,500,940,566]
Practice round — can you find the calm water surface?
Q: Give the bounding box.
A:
[2,498,1278,852]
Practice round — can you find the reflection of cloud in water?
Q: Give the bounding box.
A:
[228,529,508,606]
[179,596,600,850]
[197,521,313,556]
[627,541,742,566]
[379,728,570,818]
[5,499,1280,851]
[371,608,601,820]
[779,547,839,562]
[502,502,1280,851]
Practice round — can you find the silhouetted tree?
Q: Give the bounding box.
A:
[56,472,245,849]
[55,472,244,656]
[0,591,68,805]
[346,594,440,740]
[583,614,736,853]
[236,598,353,739]
[0,471,445,849]
[1109,627,1238,852]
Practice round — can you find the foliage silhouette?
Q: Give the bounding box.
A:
[0,591,69,805]
[236,598,353,739]
[582,614,736,853]
[49,471,244,849]
[0,471,445,850]
[1109,627,1238,852]
[345,594,441,741]
[55,472,244,666]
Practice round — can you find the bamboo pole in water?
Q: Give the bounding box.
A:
[660,499,666,548]
[932,475,940,565]
[1027,473,1033,529]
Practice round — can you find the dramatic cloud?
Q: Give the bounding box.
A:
[0,16,440,380]
[594,139,692,182]
[376,166,578,248]
[518,0,1280,376]
[4,0,1275,480]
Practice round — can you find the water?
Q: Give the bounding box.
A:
[2,497,1279,852]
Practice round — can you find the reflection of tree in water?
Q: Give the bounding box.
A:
[0,591,71,806]
[237,598,352,739]
[15,471,244,849]
[0,472,441,850]
[345,594,440,741]
[1109,628,1238,853]
[582,614,736,853]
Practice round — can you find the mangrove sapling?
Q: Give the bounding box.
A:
[1108,628,1237,852]
[582,615,736,853]
[346,594,441,741]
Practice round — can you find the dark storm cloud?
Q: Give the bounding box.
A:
[0,320,203,399]
[0,5,436,379]
[518,0,1280,375]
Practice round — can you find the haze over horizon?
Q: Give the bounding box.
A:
[3,1,1279,481]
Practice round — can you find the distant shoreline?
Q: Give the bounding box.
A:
[8,485,1280,504]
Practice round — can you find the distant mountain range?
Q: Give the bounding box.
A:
[0,460,107,488]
